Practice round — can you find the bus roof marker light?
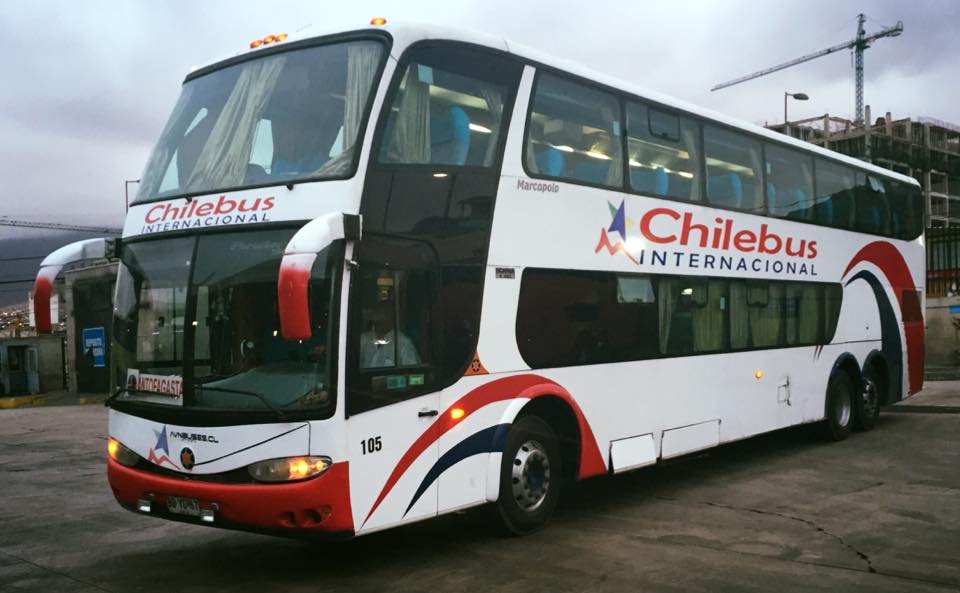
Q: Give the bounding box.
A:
[370,17,387,26]
[755,370,764,380]
[250,39,263,49]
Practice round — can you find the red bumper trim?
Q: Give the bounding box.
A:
[107,458,354,534]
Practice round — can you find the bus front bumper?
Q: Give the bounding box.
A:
[107,457,354,537]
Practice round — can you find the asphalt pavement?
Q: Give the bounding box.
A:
[1,384,958,593]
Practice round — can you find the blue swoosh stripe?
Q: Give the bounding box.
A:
[404,423,510,516]
[846,270,904,401]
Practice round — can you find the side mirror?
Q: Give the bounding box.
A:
[34,238,112,334]
[278,213,360,340]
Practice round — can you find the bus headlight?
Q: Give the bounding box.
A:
[107,438,140,467]
[248,456,332,483]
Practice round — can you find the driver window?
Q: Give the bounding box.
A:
[348,237,438,415]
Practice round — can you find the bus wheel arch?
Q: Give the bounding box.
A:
[515,395,582,482]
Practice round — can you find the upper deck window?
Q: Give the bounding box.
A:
[765,143,815,220]
[525,74,623,188]
[378,58,511,167]
[135,40,385,203]
[703,125,764,213]
[626,102,701,201]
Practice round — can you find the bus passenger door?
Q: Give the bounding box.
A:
[346,237,443,533]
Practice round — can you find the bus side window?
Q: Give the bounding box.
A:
[703,125,764,213]
[854,173,891,235]
[765,143,815,221]
[379,61,510,167]
[524,74,623,188]
[626,102,702,201]
[814,159,857,230]
[888,179,924,240]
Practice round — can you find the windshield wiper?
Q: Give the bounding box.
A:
[192,382,286,419]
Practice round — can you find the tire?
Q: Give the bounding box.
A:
[496,415,562,535]
[821,371,855,441]
[854,366,882,431]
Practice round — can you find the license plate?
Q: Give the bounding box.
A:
[166,496,201,517]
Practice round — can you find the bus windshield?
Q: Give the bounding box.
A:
[134,39,385,203]
[112,228,340,414]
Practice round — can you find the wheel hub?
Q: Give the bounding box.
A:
[835,385,852,427]
[511,439,551,512]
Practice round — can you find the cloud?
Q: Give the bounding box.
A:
[0,0,954,233]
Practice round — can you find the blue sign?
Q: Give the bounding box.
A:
[82,326,106,368]
[949,305,960,315]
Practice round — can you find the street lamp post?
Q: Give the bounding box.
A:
[784,92,809,125]
[124,179,140,213]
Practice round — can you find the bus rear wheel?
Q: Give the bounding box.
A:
[496,415,561,535]
[854,366,882,431]
[821,372,854,441]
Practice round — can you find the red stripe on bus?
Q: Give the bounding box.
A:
[32,267,60,334]
[362,374,605,527]
[108,458,354,533]
[843,241,925,394]
[277,255,314,340]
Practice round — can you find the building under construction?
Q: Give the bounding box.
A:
[769,112,960,228]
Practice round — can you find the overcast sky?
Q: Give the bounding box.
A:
[1,0,957,237]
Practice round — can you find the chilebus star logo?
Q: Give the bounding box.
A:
[595,200,639,264]
[147,425,177,469]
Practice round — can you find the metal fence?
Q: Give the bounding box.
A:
[927,228,960,297]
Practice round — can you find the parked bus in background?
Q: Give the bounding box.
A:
[35,19,925,537]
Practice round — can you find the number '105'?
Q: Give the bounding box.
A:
[361,436,382,455]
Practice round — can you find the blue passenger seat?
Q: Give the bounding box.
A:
[767,182,778,213]
[707,173,743,208]
[573,160,612,185]
[631,166,669,195]
[431,106,471,165]
[534,147,566,176]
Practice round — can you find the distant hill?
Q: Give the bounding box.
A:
[0,231,111,307]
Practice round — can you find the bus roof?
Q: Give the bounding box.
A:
[198,20,920,188]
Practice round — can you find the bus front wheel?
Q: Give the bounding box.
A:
[821,372,855,441]
[496,415,562,535]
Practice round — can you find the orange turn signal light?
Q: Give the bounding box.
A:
[754,370,764,380]
[370,17,387,26]
[450,407,466,420]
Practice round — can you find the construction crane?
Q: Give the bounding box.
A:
[0,216,122,235]
[712,13,903,124]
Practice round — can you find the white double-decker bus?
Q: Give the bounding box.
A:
[35,19,925,537]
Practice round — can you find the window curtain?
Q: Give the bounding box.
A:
[657,279,674,354]
[682,124,702,201]
[186,55,287,192]
[729,281,750,349]
[823,285,842,340]
[796,284,821,343]
[385,66,431,163]
[138,85,196,197]
[747,144,765,212]
[479,86,504,166]
[693,281,726,352]
[750,282,782,347]
[316,43,382,176]
[599,105,623,187]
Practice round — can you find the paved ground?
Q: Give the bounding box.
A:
[1,387,958,593]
